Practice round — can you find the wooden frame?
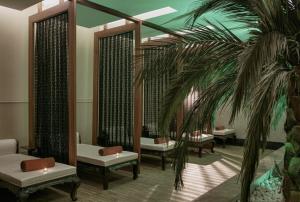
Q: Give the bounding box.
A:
[188,139,215,158]
[141,148,174,170]
[78,159,138,190]
[92,23,142,160]
[28,0,77,166]
[213,132,237,148]
[0,175,80,202]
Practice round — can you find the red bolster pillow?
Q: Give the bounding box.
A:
[99,146,123,156]
[21,157,55,172]
[215,125,225,130]
[154,137,169,144]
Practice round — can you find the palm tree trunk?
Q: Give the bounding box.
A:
[283,67,300,202]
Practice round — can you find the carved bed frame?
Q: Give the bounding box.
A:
[141,148,174,170]
[0,175,80,202]
[78,159,138,190]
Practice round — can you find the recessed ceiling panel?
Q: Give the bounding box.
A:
[0,0,42,10]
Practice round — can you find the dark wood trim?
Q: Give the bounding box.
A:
[68,0,77,166]
[77,159,139,190]
[77,0,183,38]
[94,23,137,39]
[134,21,142,164]
[29,2,70,23]
[28,17,34,149]
[188,139,215,158]
[28,1,77,166]
[141,36,179,47]
[0,175,80,202]
[141,148,174,170]
[92,33,99,145]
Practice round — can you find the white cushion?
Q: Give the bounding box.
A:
[141,137,175,151]
[0,139,17,156]
[0,154,76,187]
[188,133,214,142]
[213,129,235,136]
[77,144,138,167]
[182,133,214,142]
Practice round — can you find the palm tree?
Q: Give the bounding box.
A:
[140,0,300,201]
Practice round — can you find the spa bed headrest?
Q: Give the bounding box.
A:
[0,139,18,156]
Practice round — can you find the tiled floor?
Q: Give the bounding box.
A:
[0,146,274,202]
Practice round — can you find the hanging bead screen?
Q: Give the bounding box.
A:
[98,31,134,150]
[34,12,69,163]
[143,47,176,139]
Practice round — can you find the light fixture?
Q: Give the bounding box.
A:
[150,34,169,40]
[134,7,177,20]
[43,167,48,173]
[106,7,177,29]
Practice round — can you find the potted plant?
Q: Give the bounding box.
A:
[141,0,300,201]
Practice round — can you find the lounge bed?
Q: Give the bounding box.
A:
[212,128,236,148]
[187,133,215,157]
[76,136,138,190]
[0,139,80,202]
[141,137,176,170]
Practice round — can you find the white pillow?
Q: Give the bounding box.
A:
[0,139,17,156]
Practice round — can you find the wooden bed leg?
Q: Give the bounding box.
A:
[211,141,215,153]
[16,191,29,202]
[70,177,80,201]
[161,153,166,170]
[102,167,109,190]
[133,161,138,180]
[233,134,237,145]
[198,147,202,158]
[222,138,226,148]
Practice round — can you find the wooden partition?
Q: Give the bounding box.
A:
[92,23,142,157]
[28,0,77,166]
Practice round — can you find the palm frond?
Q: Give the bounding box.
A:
[272,95,287,129]
[240,64,291,201]
[172,67,237,189]
[186,0,258,27]
[230,31,287,123]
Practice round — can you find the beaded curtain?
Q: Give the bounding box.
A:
[143,47,177,139]
[34,13,69,163]
[98,31,134,150]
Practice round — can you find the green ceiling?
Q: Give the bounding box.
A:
[76,0,249,39]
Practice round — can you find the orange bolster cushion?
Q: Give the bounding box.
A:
[99,146,123,156]
[215,125,225,130]
[154,137,169,144]
[191,130,201,136]
[21,157,55,172]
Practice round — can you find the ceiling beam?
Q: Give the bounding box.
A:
[77,0,183,38]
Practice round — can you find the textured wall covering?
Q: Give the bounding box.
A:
[98,31,134,149]
[34,12,69,163]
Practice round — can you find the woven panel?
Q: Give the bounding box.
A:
[143,47,176,139]
[34,12,69,163]
[98,31,134,150]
